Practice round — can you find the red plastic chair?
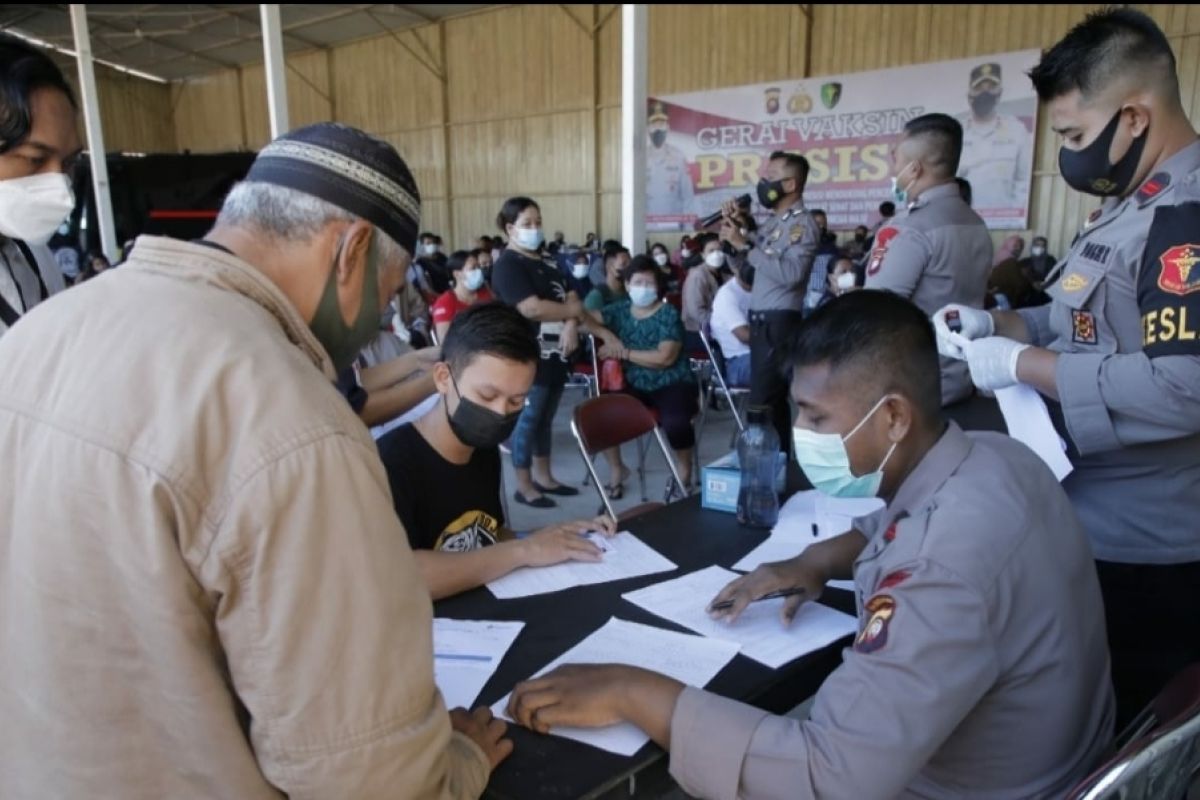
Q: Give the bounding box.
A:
[1068,662,1200,799]
[571,393,686,523]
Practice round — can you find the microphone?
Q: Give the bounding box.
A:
[695,193,751,231]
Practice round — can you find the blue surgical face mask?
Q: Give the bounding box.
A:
[513,226,543,251]
[463,268,485,291]
[792,395,898,498]
[629,284,658,308]
[891,162,917,207]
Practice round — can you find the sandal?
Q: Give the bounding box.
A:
[604,481,625,500]
[533,481,580,497]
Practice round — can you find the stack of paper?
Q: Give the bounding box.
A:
[493,618,739,756]
[486,531,677,599]
[433,619,525,709]
[733,491,883,592]
[623,566,858,669]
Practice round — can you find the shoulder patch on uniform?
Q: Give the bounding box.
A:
[866,226,899,276]
[1085,208,1103,228]
[883,523,897,543]
[877,569,911,590]
[1060,272,1090,292]
[790,225,804,243]
[1157,243,1200,296]
[855,595,896,654]
[1137,172,1171,206]
[1138,203,1200,359]
[1072,310,1098,344]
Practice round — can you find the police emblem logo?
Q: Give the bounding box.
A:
[790,225,804,243]
[1157,244,1200,296]
[820,82,842,110]
[1072,310,1098,345]
[855,595,896,654]
[1060,273,1090,292]
[1091,177,1118,194]
[866,226,899,277]
[764,87,781,115]
[787,88,813,114]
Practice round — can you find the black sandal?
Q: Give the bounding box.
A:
[605,482,625,500]
[533,481,580,497]
[514,490,556,509]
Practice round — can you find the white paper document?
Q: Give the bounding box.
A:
[995,384,1073,481]
[486,531,677,600]
[493,618,739,756]
[734,491,883,576]
[622,566,858,669]
[433,619,525,710]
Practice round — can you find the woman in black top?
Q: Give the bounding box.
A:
[490,197,620,508]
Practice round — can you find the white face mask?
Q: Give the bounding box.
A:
[0,173,75,245]
[513,226,544,251]
[491,248,502,261]
[1031,245,1046,257]
[572,263,590,280]
[681,248,693,259]
[704,250,726,269]
[463,268,485,291]
[836,272,856,290]
[653,253,669,267]
[421,243,439,256]
[629,284,658,308]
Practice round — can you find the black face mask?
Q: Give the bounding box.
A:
[445,376,522,449]
[756,177,788,209]
[969,90,1000,117]
[650,130,667,148]
[1058,108,1149,197]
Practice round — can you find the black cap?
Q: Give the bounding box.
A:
[969,62,1002,89]
[245,122,422,255]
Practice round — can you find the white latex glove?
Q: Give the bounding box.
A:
[959,336,1030,392]
[933,304,995,359]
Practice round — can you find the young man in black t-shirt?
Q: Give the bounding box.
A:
[377,303,615,600]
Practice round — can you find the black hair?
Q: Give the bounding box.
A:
[768,150,810,188]
[621,254,666,295]
[811,208,827,218]
[496,196,540,233]
[442,302,540,377]
[446,249,474,276]
[650,242,669,255]
[903,113,964,176]
[955,176,973,206]
[419,231,435,242]
[1029,8,1177,102]
[471,247,491,262]
[603,242,630,263]
[0,34,77,155]
[782,290,941,422]
[879,201,896,216]
[693,231,719,249]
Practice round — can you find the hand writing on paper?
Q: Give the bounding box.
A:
[708,557,827,626]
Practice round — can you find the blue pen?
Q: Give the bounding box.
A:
[434,653,493,663]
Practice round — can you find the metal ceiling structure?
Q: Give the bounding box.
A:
[0,4,495,82]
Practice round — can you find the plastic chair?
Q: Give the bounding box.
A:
[571,393,687,523]
[1068,662,1200,800]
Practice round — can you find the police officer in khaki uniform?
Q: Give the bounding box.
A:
[939,8,1200,727]
[958,62,1034,211]
[723,151,820,448]
[865,113,993,405]
[505,291,1113,799]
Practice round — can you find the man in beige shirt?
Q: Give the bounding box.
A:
[0,123,509,798]
[508,291,1112,799]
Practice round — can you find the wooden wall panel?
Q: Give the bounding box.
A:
[90,3,1200,252]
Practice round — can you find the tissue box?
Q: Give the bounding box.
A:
[701,451,787,514]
